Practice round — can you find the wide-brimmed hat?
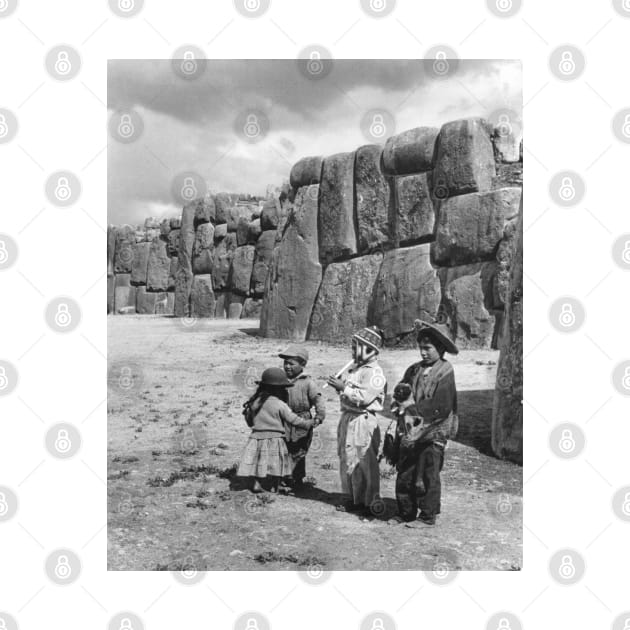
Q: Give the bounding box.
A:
[256,367,294,387]
[352,326,383,351]
[413,319,459,355]
[278,344,309,363]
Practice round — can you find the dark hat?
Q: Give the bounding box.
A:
[352,326,383,351]
[414,319,459,355]
[256,367,294,387]
[278,344,309,363]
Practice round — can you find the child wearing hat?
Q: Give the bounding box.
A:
[389,319,459,527]
[238,367,315,494]
[327,325,387,516]
[278,345,326,489]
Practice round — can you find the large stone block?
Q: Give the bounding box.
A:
[215,292,228,319]
[251,230,275,297]
[167,256,178,291]
[113,225,135,274]
[130,241,150,286]
[260,197,284,231]
[382,126,439,175]
[212,232,237,290]
[432,117,496,199]
[214,193,231,224]
[309,253,383,343]
[193,197,216,225]
[247,218,262,244]
[236,215,250,246]
[355,144,392,252]
[144,217,159,230]
[107,275,114,313]
[144,228,160,242]
[107,225,116,277]
[147,238,170,291]
[438,263,497,349]
[213,223,228,242]
[167,228,180,256]
[169,217,181,230]
[159,218,171,237]
[289,156,323,189]
[154,292,174,316]
[394,172,435,245]
[493,217,519,309]
[136,286,158,314]
[242,297,263,319]
[492,199,523,464]
[318,151,357,263]
[227,293,245,319]
[227,206,253,233]
[229,245,255,296]
[190,274,216,317]
[174,201,196,317]
[492,126,520,164]
[368,244,440,340]
[114,274,136,314]
[260,184,322,341]
[433,187,522,266]
[192,222,215,275]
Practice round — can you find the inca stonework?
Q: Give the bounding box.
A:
[107,116,522,462]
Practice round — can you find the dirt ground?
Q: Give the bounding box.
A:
[107,316,522,571]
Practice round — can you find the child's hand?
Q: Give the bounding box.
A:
[326,375,345,392]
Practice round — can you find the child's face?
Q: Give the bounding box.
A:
[283,358,304,379]
[419,340,441,364]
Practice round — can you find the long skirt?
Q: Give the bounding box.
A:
[337,410,381,507]
[237,436,293,478]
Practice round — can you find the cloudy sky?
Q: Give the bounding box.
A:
[108,59,521,225]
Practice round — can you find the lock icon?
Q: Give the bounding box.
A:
[118,0,135,11]
[54,554,72,579]
[623,0,630,11]
[558,554,576,579]
[558,429,575,453]
[0,114,8,138]
[181,50,197,75]
[497,113,512,136]
[54,51,72,76]
[433,557,449,578]
[181,430,196,451]
[496,493,512,514]
[623,619,630,630]
[0,492,8,516]
[118,114,134,138]
[307,50,323,75]
[245,620,259,630]
[621,241,630,264]
[0,240,8,264]
[54,302,72,328]
[0,0,7,12]
[622,114,630,138]
[433,51,449,76]
[181,557,197,579]
[495,0,512,11]
[244,0,260,11]
[0,366,7,390]
[244,113,260,138]
[181,177,197,200]
[119,618,134,630]
[54,176,72,201]
[370,114,386,138]
[369,0,386,12]
[0,619,7,630]
[497,619,511,630]
[622,366,630,390]
[558,51,576,76]
[558,303,576,327]
[119,366,133,390]
[621,492,630,516]
[370,618,385,630]
[55,429,72,453]
[558,176,575,201]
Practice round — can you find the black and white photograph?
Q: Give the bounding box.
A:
[107,57,523,572]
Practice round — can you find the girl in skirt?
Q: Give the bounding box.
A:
[238,367,315,493]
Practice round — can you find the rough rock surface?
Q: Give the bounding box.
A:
[227,294,244,319]
[242,297,263,319]
[260,197,284,231]
[213,223,228,242]
[355,144,392,252]
[432,118,496,199]
[190,274,216,317]
[260,184,322,341]
[114,274,136,314]
[107,225,116,277]
[289,156,323,189]
[318,152,357,263]
[493,217,519,309]
[228,206,253,233]
[229,245,255,296]
[146,238,170,292]
[192,222,215,275]
[236,216,250,246]
[433,187,522,266]
[114,225,135,274]
[107,275,114,313]
[159,218,171,237]
[492,199,522,464]
[247,218,262,244]
[214,193,231,224]
[167,229,180,256]
[154,292,174,316]
[492,126,520,164]
[135,286,158,314]
[214,292,228,319]
[169,217,181,230]
[382,126,439,175]
[368,244,440,340]
[193,197,216,225]
[174,202,195,317]
[130,242,150,286]
[212,233,238,291]
[167,256,178,292]
[394,172,435,245]
[438,263,497,349]
[249,230,275,297]
[309,253,383,343]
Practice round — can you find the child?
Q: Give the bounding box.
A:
[326,326,387,516]
[389,319,459,527]
[278,345,326,488]
[238,367,315,493]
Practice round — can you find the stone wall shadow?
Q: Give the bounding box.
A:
[455,389,495,456]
